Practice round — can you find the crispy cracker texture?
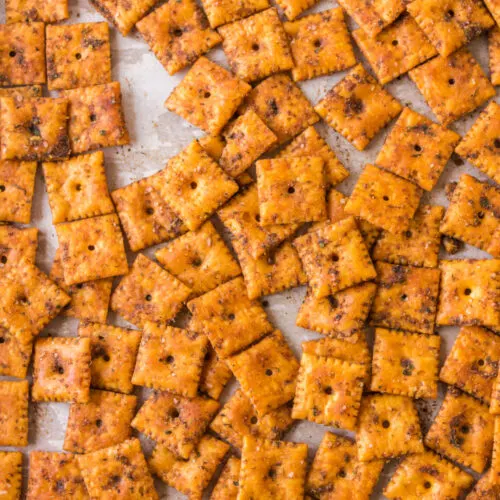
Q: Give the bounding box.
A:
[198,345,233,400]
[276,0,318,20]
[211,456,241,499]
[6,0,68,23]
[0,451,22,500]
[0,326,33,379]
[200,0,269,28]
[0,225,38,270]
[0,380,29,447]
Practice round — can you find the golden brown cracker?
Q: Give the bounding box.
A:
[201,0,269,28]
[0,326,32,378]
[198,346,233,400]
[0,451,22,500]
[467,472,500,499]
[0,85,42,100]
[490,27,500,86]
[6,0,68,23]
[491,417,500,484]
[211,456,241,500]
[0,380,28,447]
[0,225,38,270]
[276,0,318,20]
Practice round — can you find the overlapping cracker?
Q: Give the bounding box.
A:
[0,326,32,378]
[0,452,22,500]
[198,346,233,400]
[276,0,318,20]
[211,456,241,499]
[201,0,269,28]
[0,380,28,447]
[490,27,500,86]
[467,472,500,499]
[6,0,68,23]
[0,225,37,270]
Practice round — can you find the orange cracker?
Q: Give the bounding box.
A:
[467,472,500,499]
[56,213,128,285]
[276,0,318,20]
[198,346,233,400]
[211,456,241,500]
[155,221,241,297]
[315,64,402,151]
[0,380,28,447]
[0,225,38,270]
[136,0,220,76]
[165,57,251,135]
[0,452,22,500]
[357,394,424,461]
[491,417,500,484]
[132,391,219,459]
[6,0,68,23]
[293,217,376,298]
[409,49,496,126]
[0,85,42,100]
[492,368,500,414]
[198,133,225,161]
[0,160,37,223]
[345,164,423,233]
[490,27,500,86]
[188,276,273,358]
[200,0,269,28]
[375,107,460,191]
[0,326,33,378]
[485,0,500,25]
[425,387,494,473]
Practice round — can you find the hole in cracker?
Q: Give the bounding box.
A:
[267,467,276,479]
[56,365,65,375]
[145,207,154,215]
[103,354,110,362]
[251,43,259,51]
[90,113,97,122]
[424,481,432,489]
[400,294,408,301]
[287,186,295,194]
[75,184,82,192]
[9,50,16,57]
[76,283,84,289]
[192,257,202,267]
[18,295,29,305]
[382,420,390,428]
[170,408,180,419]
[250,416,258,424]
[391,40,398,46]
[262,300,269,307]
[265,369,273,376]
[95,419,102,428]
[478,359,485,366]
[0,256,7,264]
[173,28,183,37]
[446,9,455,18]
[145,294,153,301]
[331,253,339,262]
[75,52,82,60]
[88,245,95,251]
[414,144,421,152]
[494,139,500,148]
[255,214,261,223]
[324,386,333,395]
[383,195,389,201]
[448,78,455,85]
[203,91,211,98]
[337,468,346,478]
[477,211,485,219]
[327,296,338,309]
[0,185,5,192]
[0,337,5,344]
[464,288,472,296]
[228,313,235,320]
[461,425,469,434]
[404,230,412,238]
[165,355,174,364]
[190,181,197,189]
[313,39,321,48]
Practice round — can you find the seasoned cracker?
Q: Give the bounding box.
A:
[198,346,233,400]
[0,326,32,378]
[0,380,28,447]
[201,0,269,28]
[211,456,241,500]
[492,417,500,484]
[467,472,500,499]
[485,0,500,25]
[492,369,500,415]
[198,134,225,161]
[276,0,318,20]
[490,27,500,86]
[0,85,42,100]
[6,0,68,23]
[0,452,22,500]
[0,225,38,270]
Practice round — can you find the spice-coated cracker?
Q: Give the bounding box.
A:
[409,49,496,126]
[293,217,377,298]
[315,64,402,151]
[490,27,500,86]
[436,259,500,328]
[32,337,91,403]
[491,417,500,484]
[0,22,45,86]
[467,472,500,499]
[0,380,28,447]
[56,213,128,285]
[0,452,22,500]
[485,0,500,25]
[165,57,251,135]
[218,8,294,82]
[201,0,269,28]
[6,0,68,23]
[155,221,241,297]
[188,277,273,358]
[0,85,42,100]
[61,82,129,154]
[211,456,240,500]
[356,394,424,462]
[0,225,38,270]
[375,107,460,191]
[137,0,220,76]
[407,0,494,56]
[276,0,318,20]
[425,387,494,473]
[132,391,219,459]
[0,160,37,223]
[64,390,136,454]
[77,438,158,499]
[226,330,299,416]
[345,164,423,233]
[198,133,225,161]
[198,346,233,400]
[239,73,319,143]
[371,328,440,399]
[210,388,294,449]
[0,326,32,378]
[46,22,111,91]
[0,97,70,161]
[492,369,500,415]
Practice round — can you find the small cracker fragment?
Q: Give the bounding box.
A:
[0,380,28,447]
[132,391,219,459]
[0,452,22,500]
[356,394,424,462]
[198,346,233,400]
[409,49,496,126]
[345,164,423,233]
[200,0,269,28]
[0,225,38,270]
[276,0,318,20]
[46,22,111,91]
[32,337,91,403]
[490,27,500,86]
[0,326,33,378]
[0,160,37,223]
[425,387,494,473]
[293,217,377,298]
[165,57,251,135]
[6,0,68,23]
[375,107,460,191]
[467,472,500,499]
[371,328,440,399]
[315,64,402,151]
[211,456,241,500]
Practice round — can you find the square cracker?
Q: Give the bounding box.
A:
[370,262,441,335]
[77,438,158,499]
[276,0,318,20]
[384,450,473,499]
[132,391,219,459]
[285,8,356,82]
[188,276,273,358]
[409,49,495,126]
[198,346,233,400]
[440,174,500,258]
[211,456,241,500]
[61,82,129,154]
[293,217,377,299]
[353,15,437,85]
[64,390,136,454]
[436,259,500,328]
[0,225,38,270]
[356,394,424,461]
[371,328,441,399]
[201,0,269,28]
[455,101,500,185]
[0,23,45,86]
[165,57,251,135]
[151,140,239,231]
[43,151,114,224]
[155,221,241,297]
[375,107,460,191]
[425,387,494,473]
[315,64,402,151]
[0,160,37,223]
[6,0,68,23]
[490,27,500,86]
[407,0,494,56]
[225,330,299,416]
[0,326,32,378]
[56,213,128,285]
[32,337,91,403]
[136,0,220,76]
[0,97,70,161]
[0,380,28,447]
[345,164,423,233]
[46,22,111,91]
[0,452,22,500]
[111,254,191,328]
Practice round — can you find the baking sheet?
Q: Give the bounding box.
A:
[0,0,497,497]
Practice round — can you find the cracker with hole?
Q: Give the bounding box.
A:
[490,27,500,86]
[409,49,495,126]
[0,452,22,500]
[375,108,460,191]
[6,0,68,22]
[132,391,219,459]
[425,387,494,473]
[201,0,269,28]
[211,456,240,499]
[0,225,38,270]
[0,327,32,379]
[315,64,402,150]
[198,346,232,400]
[0,380,28,447]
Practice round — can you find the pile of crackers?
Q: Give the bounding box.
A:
[0,0,500,497]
